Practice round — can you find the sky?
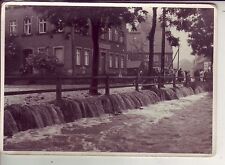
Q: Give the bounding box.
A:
[143,7,195,69]
[171,28,195,64]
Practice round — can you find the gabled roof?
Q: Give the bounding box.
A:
[127,14,173,54]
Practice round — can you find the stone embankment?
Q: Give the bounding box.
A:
[4,83,211,137]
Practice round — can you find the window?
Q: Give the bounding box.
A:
[108,28,112,40]
[76,48,81,65]
[84,49,90,66]
[165,55,170,62]
[119,32,124,43]
[100,33,105,40]
[114,29,119,41]
[54,47,64,64]
[121,57,124,68]
[154,55,159,62]
[39,18,47,34]
[9,20,17,36]
[38,47,48,55]
[24,18,32,35]
[99,52,106,73]
[115,56,119,68]
[109,54,113,68]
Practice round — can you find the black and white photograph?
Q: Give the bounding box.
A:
[1,2,214,155]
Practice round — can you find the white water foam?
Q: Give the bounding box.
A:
[124,92,208,123]
[5,92,208,144]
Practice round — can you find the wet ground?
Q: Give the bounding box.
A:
[4,84,175,105]
[4,86,136,105]
[4,92,212,154]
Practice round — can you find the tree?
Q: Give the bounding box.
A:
[160,8,166,86]
[148,7,179,79]
[148,7,157,77]
[164,8,214,64]
[26,50,58,75]
[35,6,147,95]
[5,34,21,75]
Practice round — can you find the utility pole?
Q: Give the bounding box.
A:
[177,45,180,70]
[160,8,166,86]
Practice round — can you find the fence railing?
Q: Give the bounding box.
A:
[5,74,211,102]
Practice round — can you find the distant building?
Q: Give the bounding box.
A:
[126,61,142,76]
[5,6,127,76]
[126,15,173,75]
[193,55,212,72]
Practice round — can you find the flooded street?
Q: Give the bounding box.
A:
[4,92,212,154]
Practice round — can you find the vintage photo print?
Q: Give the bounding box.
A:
[1,2,215,156]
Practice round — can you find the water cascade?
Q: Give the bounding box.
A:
[163,88,178,100]
[194,86,205,94]
[4,104,64,136]
[4,85,208,136]
[4,110,18,136]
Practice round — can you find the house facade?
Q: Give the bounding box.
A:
[5,6,127,76]
[126,15,173,74]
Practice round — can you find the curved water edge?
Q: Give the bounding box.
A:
[4,84,210,137]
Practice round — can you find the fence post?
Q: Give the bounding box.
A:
[158,76,161,89]
[135,74,139,91]
[105,75,110,95]
[184,72,188,86]
[173,74,176,88]
[56,77,62,102]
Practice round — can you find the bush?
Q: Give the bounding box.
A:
[25,51,58,75]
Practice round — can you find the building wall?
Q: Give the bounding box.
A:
[5,6,127,76]
[126,14,173,70]
[128,52,173,69]
[73,28,127,76]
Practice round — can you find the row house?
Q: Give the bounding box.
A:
[5,6,127,76]
[126,14,173,75]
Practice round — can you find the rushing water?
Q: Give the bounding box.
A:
[4,86,206,136]
[4,92,211,153]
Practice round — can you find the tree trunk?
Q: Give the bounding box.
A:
[160,8,166,86]
[89,18,100,95]
[148,7,157,77]
[71,24,75,75]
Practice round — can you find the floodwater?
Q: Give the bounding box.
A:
[4,92,212,154]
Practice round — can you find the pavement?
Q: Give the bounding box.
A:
[4,84,177,105]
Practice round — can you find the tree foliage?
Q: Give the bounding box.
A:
[163,8,214,60]
[26,51,58,74]
[5,35,21,74]
[34,6,147,94]
[36,6,147,33]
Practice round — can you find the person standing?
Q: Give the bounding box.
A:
[178,68,184,82]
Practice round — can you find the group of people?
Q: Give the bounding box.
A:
[177,68,212,83]
[136,67,212,86]
[194,69,212,82]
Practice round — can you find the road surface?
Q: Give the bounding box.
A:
[4,92,213,154]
